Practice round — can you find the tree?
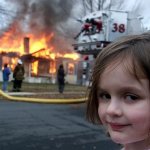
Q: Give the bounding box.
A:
[79,0,141,16]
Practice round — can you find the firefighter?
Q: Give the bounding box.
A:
[90,17,103,33]
[74,18,92,39]
[12,59,25,92]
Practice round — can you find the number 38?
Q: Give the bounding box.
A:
[112,23,125,33]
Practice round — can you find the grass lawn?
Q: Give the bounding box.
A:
[0,82,88,99]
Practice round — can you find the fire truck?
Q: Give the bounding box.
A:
[73,10,145,85]
[73,10,145,57]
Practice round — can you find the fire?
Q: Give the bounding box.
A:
[54,52,80,60]
[31,49,80,61]
[0,30,54,55]
[49,61,56,74]
[0,27,80,77]
[0,23,23,54]
[31,61,38,75]
[63,53,80,60]
[28,33,54,53]
[50,53,56,60]
[10,58,18,70]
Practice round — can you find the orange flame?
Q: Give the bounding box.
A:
[49,61,56,74]
[31,61,38,75]
[63,53,80,60]
[28,33,54,53]
[0,27,80,76]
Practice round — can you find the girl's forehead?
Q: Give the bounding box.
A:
[101,57,145,79]
[102,59,130,74]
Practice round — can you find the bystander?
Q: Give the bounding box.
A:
[2,63,11,92]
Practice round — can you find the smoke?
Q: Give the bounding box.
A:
[0,0,76,52]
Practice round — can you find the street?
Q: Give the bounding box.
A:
[0,100,120,150]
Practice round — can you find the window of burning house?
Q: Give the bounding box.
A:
[49,61,56,74]
[31,61,38,76]
[31,59,55,77]
[67,63,75,75]
[38,60,50,76]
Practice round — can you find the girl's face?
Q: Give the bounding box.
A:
[97,62,150,145]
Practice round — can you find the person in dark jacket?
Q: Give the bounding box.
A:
[90,17,103,33]
[13,59,25,92]
[74,18,92,39]
[57,64,65,93]
[2,63,11,92]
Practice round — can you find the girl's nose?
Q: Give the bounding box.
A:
[106,98,122,117]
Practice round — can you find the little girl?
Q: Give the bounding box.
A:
[86,33,150,150]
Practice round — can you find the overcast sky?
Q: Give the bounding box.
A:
[0,0,150,37]
[71,0,150,28]
[118,0,150,28]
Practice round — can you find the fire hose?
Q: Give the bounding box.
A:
[0,90,87,104]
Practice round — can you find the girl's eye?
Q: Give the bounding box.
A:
[125,94,138,101]
[98,93,111,101]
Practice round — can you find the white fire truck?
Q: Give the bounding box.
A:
[73,10,145,85]
[73,10,145,57]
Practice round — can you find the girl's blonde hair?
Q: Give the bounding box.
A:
[86,32,150,124]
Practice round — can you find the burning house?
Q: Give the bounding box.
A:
[0,0,83,84]
[0,36,81,84]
